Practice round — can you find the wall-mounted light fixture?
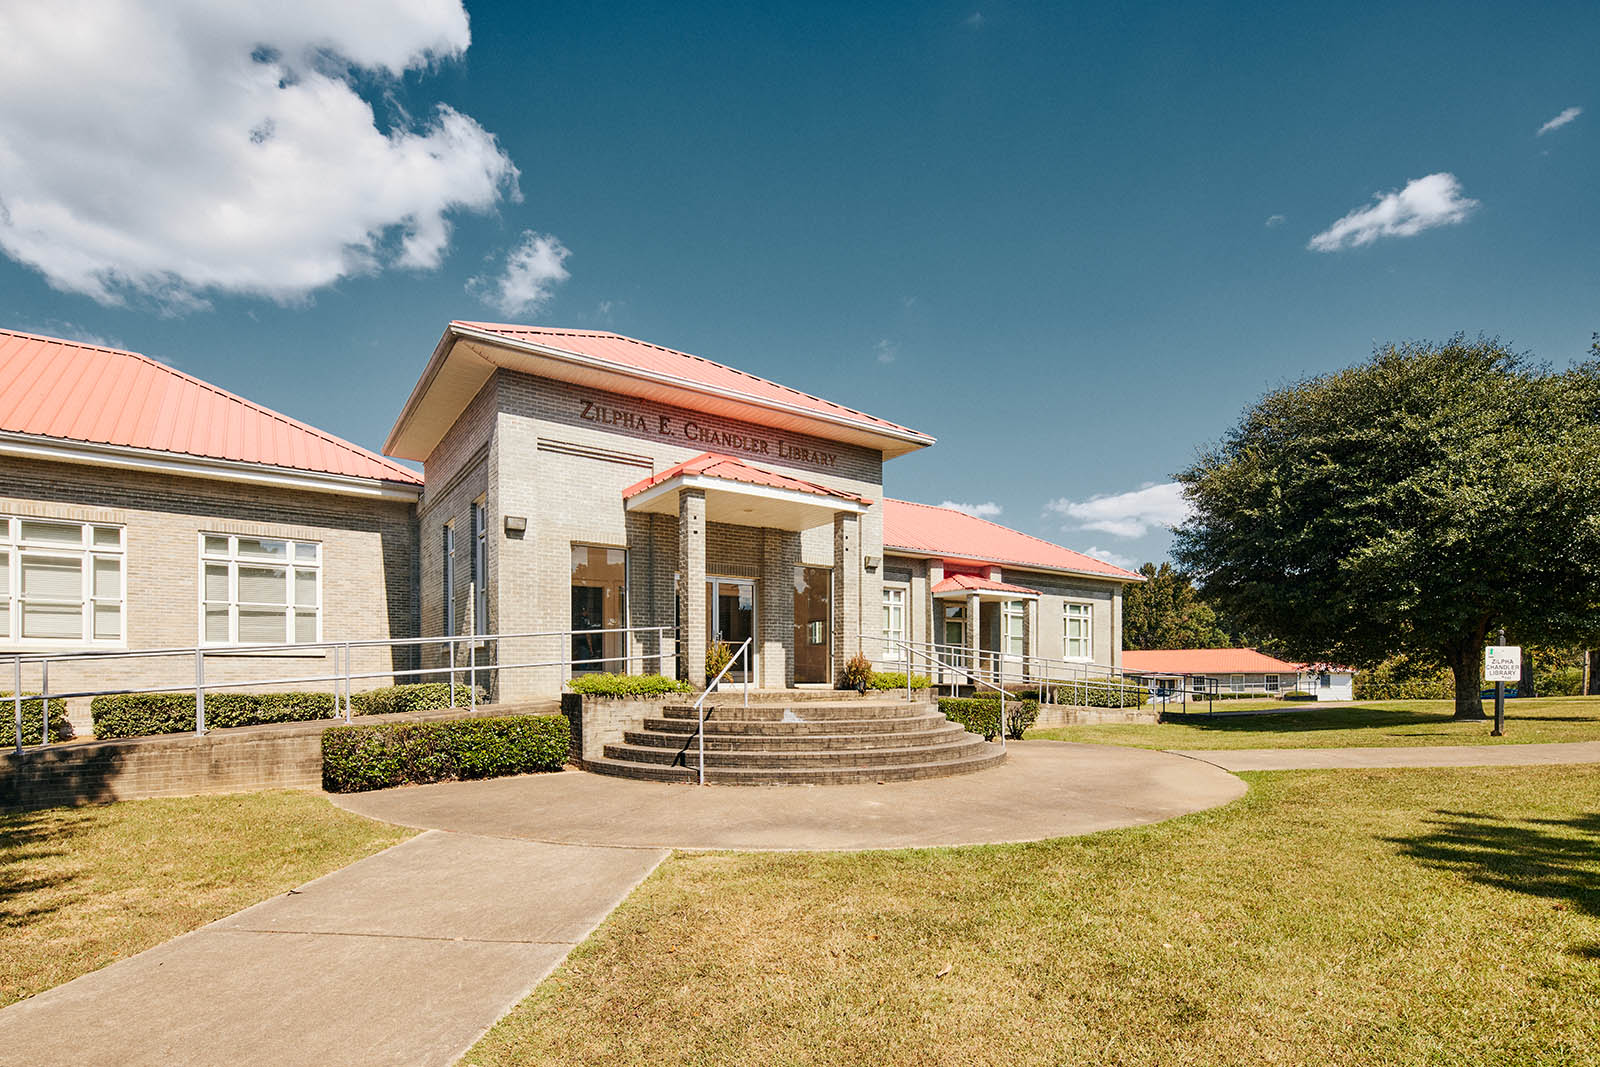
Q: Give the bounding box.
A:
[864,555,880,570]
[504,515,528,534]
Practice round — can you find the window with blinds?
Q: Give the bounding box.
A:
[200,534,320,645]
[0,517,124,646]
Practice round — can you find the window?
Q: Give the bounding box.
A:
[942,602,965,649]
[1003,600,1026,657]
[470,499,487,634]
[1065,602,1093,659]
[882,586,906,647]
[0,517,124,645]
[1229,673,1244,692]
[571,545,627,673]
[1319,671,1332,689]
[1264,673,1281,692]
[1192,674,1208,694]
[200,534,320,644]
[442,524,456,636]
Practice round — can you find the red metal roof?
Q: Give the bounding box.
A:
[931,574,1041,596]
[455,322,927,440]
[0,328,421,486]
[622,452,868,503]
[1121,649,1317,674]
[883,499,1142,581]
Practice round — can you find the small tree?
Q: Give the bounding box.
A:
[1122,562,1234,650]
[1174,335,1600,718]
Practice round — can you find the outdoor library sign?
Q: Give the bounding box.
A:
[1484,645,1522,683]
[579,397,842,468]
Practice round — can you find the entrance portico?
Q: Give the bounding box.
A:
[622,452,870,687]
[929,572,1041,683]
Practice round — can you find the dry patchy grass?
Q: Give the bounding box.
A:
[1033,695,1600,750]
[465,766,1600,1067]
[0,791,410,1006]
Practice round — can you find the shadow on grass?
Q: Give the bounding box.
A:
[1386,809,1600,920]
[1159,707,1451,735]
[0,809,77,926]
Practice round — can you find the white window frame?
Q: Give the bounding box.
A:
[1002,600,1026,658]
[443,522,456,637]
[198,533,322,646]
[470,498,488,635]
[1230,673,1245,692]
[0,516,126,648]
[1264,673,1281,692]
[882,585,906,648]
[1064,602,1093,660]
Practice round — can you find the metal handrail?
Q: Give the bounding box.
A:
[8,624,678,756]
[881,635,1011,750]
[692,637,752,786]
[877,636,1151,708]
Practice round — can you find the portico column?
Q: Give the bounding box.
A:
[966,592,981,683]
[833,512,860,677]
[1024,598,1037,681]
[679,488,707,688]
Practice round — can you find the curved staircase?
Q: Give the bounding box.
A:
[585,693,1005,785]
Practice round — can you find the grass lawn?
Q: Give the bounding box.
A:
[1031,695,1600,749]
[0,791,411,1007]
[464,766,1600,1066]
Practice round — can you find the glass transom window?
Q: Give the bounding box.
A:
[1064,602,1093,659]
[0,516,125,645]
[201,534,320,644]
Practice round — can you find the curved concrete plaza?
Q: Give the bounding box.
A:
[333,739,1248,851]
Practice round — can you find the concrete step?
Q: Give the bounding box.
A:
[641,712,949,737]
[695,689,932,704]
[603,736,990,770]
[661,701,937,722]
[584,744,1006,786]
[621,724,970,753]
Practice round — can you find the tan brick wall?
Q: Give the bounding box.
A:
[0,455,418,729]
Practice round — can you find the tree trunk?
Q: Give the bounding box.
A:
[1587,650,1600,695]
[1447,643,1487,719]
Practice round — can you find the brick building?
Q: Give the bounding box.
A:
[3,322,1141,708]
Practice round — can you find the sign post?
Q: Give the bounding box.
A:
[1484,635,1519,737]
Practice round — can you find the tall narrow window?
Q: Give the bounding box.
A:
[881,586,906,647]
[1264,673,1280,692]
[0,517,124,645]
[470,499,487,634]
[1064,602,1093,659]
[442,524,456,636]
[1229,673,1244,692]
[571,545,627,672]
[200,534,320,645]
[1003,600,1026,657]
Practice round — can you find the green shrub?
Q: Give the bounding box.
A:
[1538,666,1583,697]
[838,653,873,691]
[321,714,569,793]
[1282,690,1317,701]
[938,696,1039,741]
[866,671,932,691]
[0,693,71,745]
[566,673,692,698]
[1353,656,1451,700]
[91,682,487,739]
[1028,682,1148,708]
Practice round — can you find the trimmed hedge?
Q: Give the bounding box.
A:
[1282,690,1317,701]
[1022,684,1149,708]
[321,714,570,793]
[566,673,692,698]
[938,696,1039,741]
[866,671,932,691]
[91,682,487,739]
[1,693,71,745]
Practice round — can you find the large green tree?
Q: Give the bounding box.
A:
[1173,335,1600,718]
[1122,562,1234,650]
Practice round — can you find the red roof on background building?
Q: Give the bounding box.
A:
[1121,648,1334,674]
[622,451,868,503]
[931,574,1041,596]
[0,328,421,485]
[882,498,1143,581]
[455,322,928,441]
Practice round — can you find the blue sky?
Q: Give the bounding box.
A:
[1,1,1595,569]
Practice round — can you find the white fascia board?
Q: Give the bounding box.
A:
[450,324,936,453]
[931,588,1040,600]
[0,432,422,502]
[626,472,869,517]
[883,547,1144,584]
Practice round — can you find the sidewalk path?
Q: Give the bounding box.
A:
[0,830,666,1067]
[1173,740,1600,771]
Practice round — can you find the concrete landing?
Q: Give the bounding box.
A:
[335,739,1248,851]
[0,830,666,1067]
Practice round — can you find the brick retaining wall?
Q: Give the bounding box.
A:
[0,700,560,811]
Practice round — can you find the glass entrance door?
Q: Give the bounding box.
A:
[706,578,755,683]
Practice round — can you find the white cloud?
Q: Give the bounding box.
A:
[0,0,519,309]
[1084,544,1138,570]
[875,339,898,364]
[1307,173,1478,253]
[1265,214,1286,228]
[1537,106,1582,136]
[1046,482,1189,538]
[939,500,1002,519]
[964,12,986,28]
[470,232,570,317]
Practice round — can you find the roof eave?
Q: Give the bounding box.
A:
[882,545,1144,584]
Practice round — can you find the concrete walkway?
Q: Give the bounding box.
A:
[0,830,666,1067]
[334,740,1247,850]
[1174,739,1600,771]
